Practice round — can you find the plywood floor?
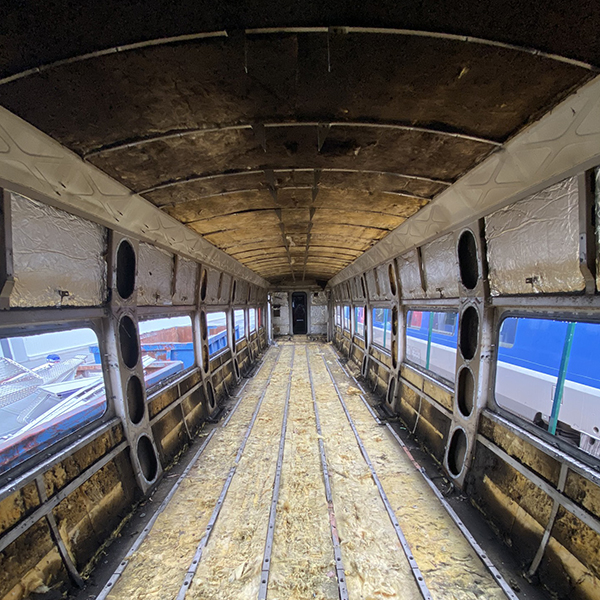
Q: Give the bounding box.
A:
[106,341,508,600]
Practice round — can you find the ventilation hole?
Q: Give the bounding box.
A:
[387,377,396,405]
[231,280,237,303]
[247,285,252,303]
[126,375,145,424]
[459,306,479,361]
[391,306,398,336]
[388,264,397,296]
[119,315,139,369]
[447,428,468,477]
[137,435,158,482]
[361,276,367,298]
[391,339,398,369]
[457,367,475,417]
[206,381,216,409]
[458,230,479,290]
[200,311,208,341]
[202,344,210,373]
[234,358,240,379]
[200,269,208,301]
[116,239,136,300]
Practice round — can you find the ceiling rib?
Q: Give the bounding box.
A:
[1,26,595,88]
[83,121,501,159]
[136,168,451,195]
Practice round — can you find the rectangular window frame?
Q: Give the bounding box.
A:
[404,309,458,384]
[343,305,351,332]
[491,311,600,468]
[138,312,196,392]
[371,306,392,352]
[0,318,111,476]
[233,308,246,342]
[354,305,365,339]
[249,308,257,333]
[207,310,229,357]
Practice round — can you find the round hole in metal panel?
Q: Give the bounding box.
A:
[447,428,468,477]
[457,367,475,417]
[200,269,208,301]
[116,239,136,300]
[458,230,479,290]
[388,264,397,296]
[202,344,210,373]
[200,311,208,341]
[119,315,139,369]
[387,377,396,405]
[206,381,216,409]
[391,339,398,369]
[459,306,479,361]
[234,358,240,379]
[137,434,158,482]
[126,375,145,425]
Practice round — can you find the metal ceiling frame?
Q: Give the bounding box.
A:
[0,26,595,88]
[0,106,269,288]
[137,168,449,196]
[329,73,600,287]
[83,121,500,159]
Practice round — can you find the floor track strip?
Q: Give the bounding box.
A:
[257,346,296,600]
[97,348,280,600]
[320,353,433,600]
[328,347,519,600]
[176,347,286,599]
[306,345,349,600]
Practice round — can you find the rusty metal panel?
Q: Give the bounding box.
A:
[397,250,424,299]
[137,243,174,305]
[421,233,459,298]
[173,257,197,305]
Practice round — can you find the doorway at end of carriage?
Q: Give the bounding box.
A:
[291,292,308,335]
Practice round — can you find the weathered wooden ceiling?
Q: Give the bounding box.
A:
[0,3,596,284]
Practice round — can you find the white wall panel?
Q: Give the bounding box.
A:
[10,193,106,307]
[486,176,585,295]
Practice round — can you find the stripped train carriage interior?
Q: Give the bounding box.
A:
[1,2,600,600]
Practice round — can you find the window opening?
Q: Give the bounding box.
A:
[249,308,256,332]
[405,310,458,382]
[0,327,107,472]
[354,306,365,338]
[495,317,600,457]
[372,308,392,351]
[234,309,246,341]
[343,305,351,331]
[335,306,341,326]
[207,312,228,355]
[138,315,194,388]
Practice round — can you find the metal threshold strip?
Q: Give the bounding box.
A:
[306,345,349,600]
[257,346,296,599]
[328,347,520,600]
[320,353,433,600]
[176,347,287,599]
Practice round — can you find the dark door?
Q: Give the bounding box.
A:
[291,292,308,334]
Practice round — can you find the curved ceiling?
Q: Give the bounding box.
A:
[0,2,597,285]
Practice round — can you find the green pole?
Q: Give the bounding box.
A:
[548,322,576,436]
[383,309,388,348]
[425,312,434,370]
